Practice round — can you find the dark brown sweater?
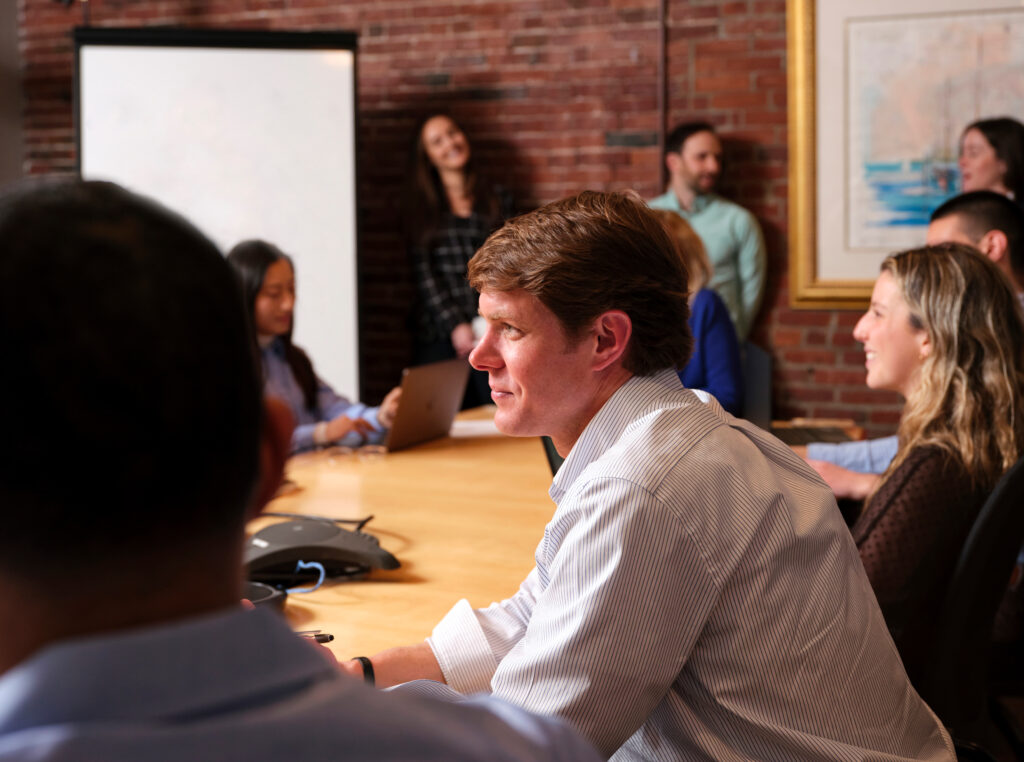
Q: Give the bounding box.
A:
[852,445,988,684]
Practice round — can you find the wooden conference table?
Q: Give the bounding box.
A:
[248,408,555,658]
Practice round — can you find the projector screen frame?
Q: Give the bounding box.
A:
[72,26,367,400]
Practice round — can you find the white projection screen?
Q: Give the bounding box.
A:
[75,28,361,399]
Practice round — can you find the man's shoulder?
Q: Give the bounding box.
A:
[577,393,742,497]
[647,190,678,211]
[560,373,821,512]
[564,392,843,565]
[0,609,597,762]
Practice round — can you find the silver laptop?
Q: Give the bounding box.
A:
[384,358,471,452]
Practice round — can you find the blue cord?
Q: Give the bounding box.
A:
[286,560,326,593]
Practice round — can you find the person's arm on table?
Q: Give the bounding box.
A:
[314,380,394,447]
[343,567,545,692]
[804,459,881,501]
[794,436,897,499]
[377,386,402,429]
[340,642,445,688]
[805,435,898,474]
[429,567,544,694]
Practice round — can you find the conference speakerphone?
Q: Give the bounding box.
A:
[245,517,400,587]
[243,580,287,611]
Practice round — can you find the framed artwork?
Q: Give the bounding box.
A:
[787,0,1024,308]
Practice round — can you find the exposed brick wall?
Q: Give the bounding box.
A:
[16,0,902,437]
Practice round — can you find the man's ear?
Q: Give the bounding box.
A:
[979,229,1009,266]
[249,397,293,521]
[665,152,680,174]
[591,310,632,372]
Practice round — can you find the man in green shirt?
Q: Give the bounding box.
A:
[649,121,766,340]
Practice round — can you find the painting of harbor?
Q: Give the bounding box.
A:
[847,9,1024,249]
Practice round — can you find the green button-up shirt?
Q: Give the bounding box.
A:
[649,191,766,340]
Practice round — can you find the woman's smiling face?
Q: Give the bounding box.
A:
[853,270,931,398]
[420,116,471,174]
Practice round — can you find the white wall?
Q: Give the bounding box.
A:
[78,37,360,399]
[0,0,24,187]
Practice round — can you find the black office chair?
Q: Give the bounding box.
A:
[916,455,1024,742]
[741,342,772,430]
[540,436,564,477]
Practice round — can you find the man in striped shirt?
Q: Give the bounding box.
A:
[349,191,954,761]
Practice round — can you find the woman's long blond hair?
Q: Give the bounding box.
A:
[880,243,1024,492]
[649,209,713,293]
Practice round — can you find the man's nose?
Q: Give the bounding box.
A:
[469,330,499,371]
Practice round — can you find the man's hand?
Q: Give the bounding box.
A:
[325,414,376,443]
[341,642,445,688]
[805,459,880,501]
[378,386,402,429]
[451,322,476,358]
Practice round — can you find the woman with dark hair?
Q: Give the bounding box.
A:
[403,113,513,407]
[845,243,1024,683]
[227,239,401,453]
[959,117,1024,202]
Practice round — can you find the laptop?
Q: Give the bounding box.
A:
[384,358,471,452]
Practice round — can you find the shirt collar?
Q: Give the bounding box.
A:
[690,193,714,213]
[549,369,688,503]
[0,606,337,734]
[261,335,287,358]
[661,190,716,216]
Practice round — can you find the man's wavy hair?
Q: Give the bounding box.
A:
[882,243,1024,492]
[468,191,692,376]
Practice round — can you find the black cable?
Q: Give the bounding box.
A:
[260,512,374,532]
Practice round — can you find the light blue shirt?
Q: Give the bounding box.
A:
[261,337,385,452]
[0,606,599,762]
[649,191,766,340]
[807,435,899,474]
[428,371,953,761]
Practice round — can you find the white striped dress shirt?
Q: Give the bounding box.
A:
[428,370,954,761]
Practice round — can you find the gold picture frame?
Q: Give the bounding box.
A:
[787,0,873,309]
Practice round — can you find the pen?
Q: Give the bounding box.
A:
[300,632,334,644]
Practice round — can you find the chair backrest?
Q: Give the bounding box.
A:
[741,342,772,430]
[540,436,564,477]
[919,455,1024,731]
